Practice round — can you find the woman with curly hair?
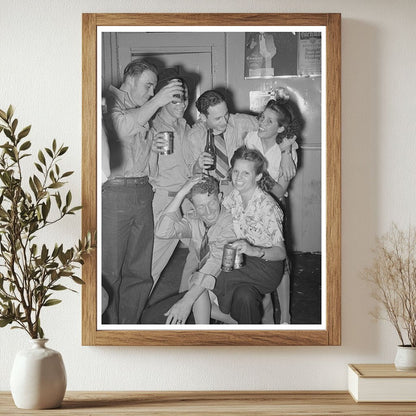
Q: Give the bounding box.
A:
[212,146,287,324]
[244,96,300,324]
[245,96,299,199]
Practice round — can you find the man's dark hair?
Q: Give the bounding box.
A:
[187,175,220,200]
[195,90,225,116]
[123,59,158,82]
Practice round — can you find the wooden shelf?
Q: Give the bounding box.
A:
[2,391,416,415]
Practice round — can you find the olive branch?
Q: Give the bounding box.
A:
[0,105,95,339]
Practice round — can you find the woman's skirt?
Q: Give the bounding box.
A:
[213,255,284,314]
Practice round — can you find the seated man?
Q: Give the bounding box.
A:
[140,175,236,325]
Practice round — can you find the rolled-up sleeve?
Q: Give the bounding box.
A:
[110,106,148,141]
[189,271,216,290]
[155,211,192,240]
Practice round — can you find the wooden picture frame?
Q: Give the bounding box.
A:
[82,13,341,346]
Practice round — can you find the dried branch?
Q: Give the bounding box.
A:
[362,223,416,346]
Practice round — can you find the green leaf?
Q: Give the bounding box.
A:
[58,250,67,264]
[61,171,74,178]
[41,244,48,262]
[6,105,14,122]
[0,109,7,121]
[54,244,63,258]
[48,182,64,189]
[71,276,85,285]
[65,191,72,207]
[38,150,46,165]
[19,140,31,151]
[41,202,50,220]
[33,175,43,192]
[45,148,53,158]
[50,285,68,291]
[55,192,62,208]
[4,129,12,140]
[69,206,82,213]
[52,139,57,152]
[58,146,68,156]
[18,153,30,161]
[38,325,44,339]
[17,125,31,140]
[29,177,38,197]
[0,317,13,327]
[11,118,18,133]
[34,162,43,173]
[43,299,62,307]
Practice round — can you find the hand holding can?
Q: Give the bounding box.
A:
[234,251,245,269]
[157,131,174,155]
[221,244,236,272]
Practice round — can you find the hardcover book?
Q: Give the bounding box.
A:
[348,364,416,402]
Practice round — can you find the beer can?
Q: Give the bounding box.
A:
[221,244,236,272]
[170,78,185,104]
[234,252,245,269]
[160,131,174,155]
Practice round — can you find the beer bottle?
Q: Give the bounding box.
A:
[204,128,216,171]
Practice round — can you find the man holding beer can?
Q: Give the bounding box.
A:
[102,60,183,324]
[147,75,194,289]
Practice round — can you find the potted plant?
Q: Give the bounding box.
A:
[0,106,94,408]
[363,223,416,370]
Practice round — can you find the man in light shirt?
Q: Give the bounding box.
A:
[185,89,296,195]
[102,59,182,324]
[141,175,236,325]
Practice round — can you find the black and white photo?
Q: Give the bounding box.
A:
[81,13,341,346]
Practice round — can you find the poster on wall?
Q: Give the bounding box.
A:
[244,31,322,78]
[244,32,298,78]
[297,32,322,76]
[82,13,341,347]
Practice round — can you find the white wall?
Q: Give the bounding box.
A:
[1,0,416,391]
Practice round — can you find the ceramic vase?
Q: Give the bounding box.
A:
[10,338,67,409]
[394,345,416,371]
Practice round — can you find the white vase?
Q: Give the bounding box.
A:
[10,338,67,409]
[394,345,416,371]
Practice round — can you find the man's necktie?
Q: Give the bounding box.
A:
[214,133,229,179]
[199,227,210,267]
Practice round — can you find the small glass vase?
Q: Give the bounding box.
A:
[394,345,416,371]
[10,338,67,409]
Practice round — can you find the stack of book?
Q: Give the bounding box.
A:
[348,364,416,402]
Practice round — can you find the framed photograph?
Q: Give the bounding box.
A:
[82,13,341,346]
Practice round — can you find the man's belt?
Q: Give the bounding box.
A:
[107,176,149,185]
